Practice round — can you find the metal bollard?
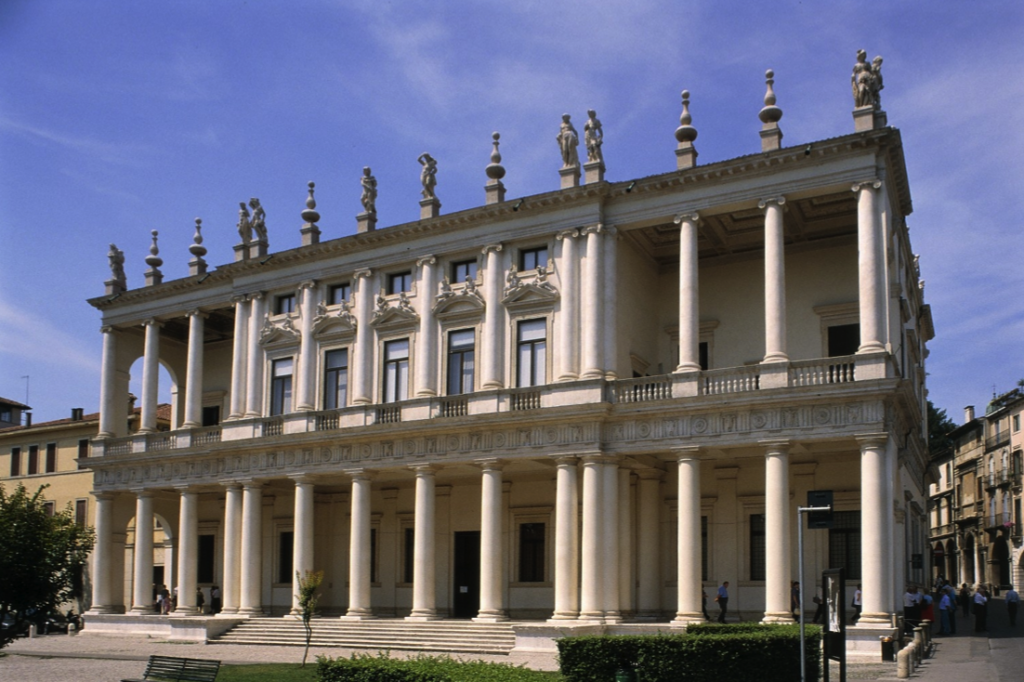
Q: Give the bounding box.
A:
[897,643,915,678]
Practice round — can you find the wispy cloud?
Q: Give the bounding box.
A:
[0,298,100,373]
[0,116,155,167]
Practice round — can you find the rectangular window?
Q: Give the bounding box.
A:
[324,349,349,410]
[78,439,90,459]
[370,528,378,583]
[749,513,766,581]
[388,272,412,294]
[519,523,546,582]
[1014,415,1021,432]
[403,527,415,584]
[451,260,478,284]
[28,445,38,475]
[384,339,410,403]
[9,447,20,477]
[519,246,548,271]
[278,531,294,584]
[201,405,220,427]
[270,358,294,416]
[330,283,351,305]
[517,319,547,387]
[827,323,860,357]
[828,510,862,579]
[275,294,296,315]
[75,499,87,528]
[43,501,55,517]
[197,534,215,583]
[701,515,709,582]
[699,342,709,371]
[447,330,475,395]
[45,443,56,473]
[1014,451,1023,478]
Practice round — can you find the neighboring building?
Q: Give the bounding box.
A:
[82,63,931,651]
[931,393,1024,591]
[0,396,31,428]
[0,401,171,613]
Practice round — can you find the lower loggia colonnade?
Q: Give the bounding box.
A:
[86,436,897,626]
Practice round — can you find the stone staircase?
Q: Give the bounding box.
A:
[211,618,517,655]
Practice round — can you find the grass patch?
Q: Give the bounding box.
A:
[218,662,318,681]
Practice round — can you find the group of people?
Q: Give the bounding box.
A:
[909,579,1020,636]
[153,584,222,615]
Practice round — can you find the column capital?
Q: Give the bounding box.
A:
[580,222,604,237]
[222,481,244,491]
[673,446,703,462]
[673,211,701,225]
[289,474,316,485]
[142,318,163,329]
[130,488,154,498]
[91,490,117,501]
[348,469,376,482]
[238,479,265,491]
[416,255,437,268]
[556,228,579,241]
[856,432,889,448]
[231,294,248,305]
[173,485,200,494]
[553,455,579,467]
[297,279,317,291]
[475,457,504,471]
[760,439,791,455]
[353,268,373,280]
[411,464,440,475]
[851,179,883,193]
[757,195,786,210]
[99,325,116,334]
[247,290,265,301]
[185,308,209,319]
[481,243,503,255]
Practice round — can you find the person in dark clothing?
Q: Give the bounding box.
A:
[716,581,729,623]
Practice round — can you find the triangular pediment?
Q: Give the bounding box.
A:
[259,315,301,347]
[371,293,420,331]
[434,289,485,322]
[502,281,559,313]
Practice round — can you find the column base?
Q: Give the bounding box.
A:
[671,613,705,627]
[857,613,895,626]
[340,611,376,621]
[129,606,156,615]
[548,612,580,622]
[236,607,265,617]
[473,611,509,623]
[84,606,122,616]
[172,607,201,617]
[762,612,796,624]
[405,613,443,621]
[217,609,240,617]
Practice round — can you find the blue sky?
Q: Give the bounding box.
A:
[1,1,1021,424]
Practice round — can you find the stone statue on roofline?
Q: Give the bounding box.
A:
[556,114,579,168]
[418,153,438,199]
[852,49,884,109]
[237,202,252,246]
[249,197,267,242]
[360,166,378,215]
[584,109,604,164]
[107,243,126,289]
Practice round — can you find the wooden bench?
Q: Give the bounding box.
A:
[122,655,220,682]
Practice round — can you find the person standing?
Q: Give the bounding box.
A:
[716,581,729,623]
[851,584,862,624]
[812,588,826,624]
[973,585,988,632]
[938,587,953,635]
[701,588,711,621]
[1006,585,1019,627]
[946,586,957,634]
[210,585,222,615]
[791,581,801,620]
[903,585,921,633]
[959,583,971,618]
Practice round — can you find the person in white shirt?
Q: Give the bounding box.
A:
[973,585,988,632]
[851,584,862,624]
[938,587,954,635]
[1006,585,1019,627]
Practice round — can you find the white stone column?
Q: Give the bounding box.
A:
[296,281,318,411]
[239,482,263,616]
[579,456,604,620]
[416,256,438,397]
[182,310,206,428]
[763,441,793,622]
[408,466,439,620]
[580,226,605,379]
[351,270,374,404]
[476,460,507,621]
[139,320,162,433]
[857,434,893,624]
[617,467,632,617]
[673,450,703,625]
[760,197,788,363]
[601,461,621,621]
[603,225,618,379]
[854,180,886,354]
[481,244,504,389]
[175,488,199,615]
[87,493,115,614]
[556,231,580,382]
[228,297,249,420]
[221,484,242,614]
[345,471,374,619]
[290,477,315,615]
[98,327,119,437]
[130,492,155,613]
[635,471,662,619]
[675,213,702,371]
[244,293,265,418]
[551,457,580,620]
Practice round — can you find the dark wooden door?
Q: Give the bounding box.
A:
[452,531,480,618]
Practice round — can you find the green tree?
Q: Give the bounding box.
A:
[296,569,323,667]
[928,400,957,459]
[0,483,95,650]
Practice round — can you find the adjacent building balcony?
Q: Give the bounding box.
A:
[929,522,955,538]
[985,431,1011,451]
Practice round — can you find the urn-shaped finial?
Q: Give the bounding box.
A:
[301,181,320,225]
[145,230,163,268]
[675,90,698,143]
[189,218,207,259]
[759,69,783,124]
[486,132,506,180]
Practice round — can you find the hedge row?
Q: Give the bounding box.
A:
[557,625,820,682]
[316,653,556,682]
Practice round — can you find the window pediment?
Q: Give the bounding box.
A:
[502,265,558,313]
[260,314,300,347]
[434,277,485,323]
[371,291,419,331]
[312,301,357,341]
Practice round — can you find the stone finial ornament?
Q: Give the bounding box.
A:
[144,230,163,286]
[360,167,378,215]
[851,49,888,131]
[556,114,580,168]
[675,90,699,170]
[189,218,208,276]
[106,243,127,294]
[300,182,321,246]
[485,132,506,205]
[759,69,784,152]
[584,110,604,164]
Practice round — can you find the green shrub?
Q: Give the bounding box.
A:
[557,626,821,682]
[316,653,556,682]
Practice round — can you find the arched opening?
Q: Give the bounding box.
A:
[945,538,957,585]
[964,534,976,584]
[992,536,1011,588]
[127,356,180,428]
[932,541,945,585]
[125,510,176,612]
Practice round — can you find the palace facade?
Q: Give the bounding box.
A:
[82,68,932,647]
